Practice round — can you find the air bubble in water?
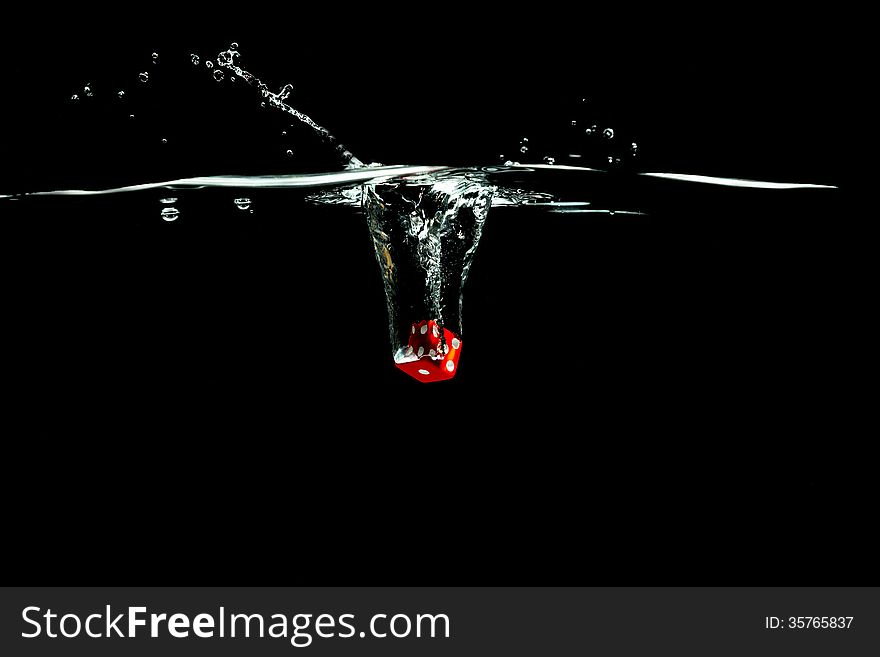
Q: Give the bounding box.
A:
[281,130,287,136]
[520,146,528,154]
[571,120,577,126]
[230,76,236,83]
[139,72,149,83]
[234,197,251,210]
[83,84,93,97]
[70,94,79,101]
[586,125,596,136]
[205,60,213,69]
[603,128,614,139]
[286,149,294,157]
[213,70,224,81]
[129,114,135,120]
[151,52,159,63]
[117,90,125,99]
[159,197,177,204]
[230,42,239,49]
[279,84,293,100]
[631,142,639,154]
[160,207,179,222]
[161,138,168,145]
[543,156,556,165]
[191,53,200,66]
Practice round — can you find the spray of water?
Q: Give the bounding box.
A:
[213,45,363,169]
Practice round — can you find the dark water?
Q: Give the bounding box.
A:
[0,25,868,582]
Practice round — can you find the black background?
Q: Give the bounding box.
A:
[1,6,869,584]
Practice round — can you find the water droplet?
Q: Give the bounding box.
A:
[129,114,135,120]
[160,207,179,222]
[522,137,529,143]
[213,70,224,81]
[543,156,556,165]
[161,138,168,145]
[191,53,200,66]
[586,125,597,136]
[138,72,149,83]
[520,146,528,154]
[230,42,239,49]
[603,127,615,139]
[151,52,159,63]
[571,120,577,126]
[234,197,251,210]
[205,60,213,69]
[608,156,614,164]
[286,149,294,157]
[70,94,79,101]
[159,197,177,204]
[83,85,93,97]
[117,90,125,99]
[281,130,287,136]
[631,142,639,155]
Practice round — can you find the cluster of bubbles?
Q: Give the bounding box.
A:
[503,121,638,169]
[159,197,179,221]
[71,82,94,101]
[499,97,640,169]
[158,196,255,221]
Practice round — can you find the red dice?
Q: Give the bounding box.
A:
[394,319,462,383]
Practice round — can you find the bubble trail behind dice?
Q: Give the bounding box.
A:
[363,175,494,382]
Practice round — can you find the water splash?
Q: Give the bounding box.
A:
[0,45,841,384]
[213,44,363,169]
[363,174,494,381]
